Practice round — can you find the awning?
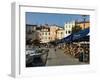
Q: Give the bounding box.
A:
[73,35,89,42]
[57,28,89,44]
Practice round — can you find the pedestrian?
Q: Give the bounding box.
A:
[79,48,84,62]
[54,48,56,54]
[55,48,56,52]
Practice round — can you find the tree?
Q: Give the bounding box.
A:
[26,38,32,45]
[32,39,41,46]
[49,38,58,47]
[72,25,82,34]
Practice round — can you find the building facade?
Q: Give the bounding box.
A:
[64,21,75,37]
[26,21,90,44]
[56,28,64,39]
[76,21,90,30]
[40,26,50,43]
[49,25,59,41]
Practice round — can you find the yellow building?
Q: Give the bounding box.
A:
[49,25,59,41]
[56,28,64,39]
[76,21,90,30]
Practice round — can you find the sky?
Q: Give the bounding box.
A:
[26,12,90,27]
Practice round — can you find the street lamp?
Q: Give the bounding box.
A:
[82,15,87,29]
[81,15,87,62]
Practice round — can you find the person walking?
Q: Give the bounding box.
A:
[54,48,56,53]
[79,48,84,62]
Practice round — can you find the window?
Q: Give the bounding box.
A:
[45,32,47,35]
[49,37,50,39]
[61,32,63,34]
[68,31,71,34]
[66,31,67,34]
[48,32,50,35]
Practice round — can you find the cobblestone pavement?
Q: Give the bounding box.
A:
[46,48,86,66]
